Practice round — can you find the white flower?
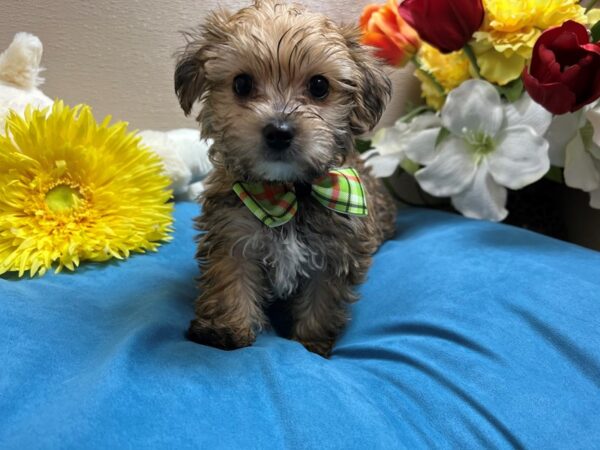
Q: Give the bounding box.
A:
[548,104,600,209]
[362,113,441,178]
[586,102,600,145]
[405,79,552,221]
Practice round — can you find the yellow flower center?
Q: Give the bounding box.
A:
[45,184,83,213]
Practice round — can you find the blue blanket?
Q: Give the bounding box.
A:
[1,202,599,449]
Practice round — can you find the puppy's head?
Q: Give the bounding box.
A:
[175,0,391,182]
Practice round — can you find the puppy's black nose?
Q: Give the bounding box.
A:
[263,121,295,151]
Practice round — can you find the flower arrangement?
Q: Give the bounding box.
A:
[0,102,173,277]
[361,0,600,222]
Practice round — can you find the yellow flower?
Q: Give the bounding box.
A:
[588,8,600,25]
[473,0,587,85]
[415,43,471,110]
[414,70,445,110]
[0,102,173,277]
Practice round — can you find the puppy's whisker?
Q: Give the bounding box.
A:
[303,111,325,121]
[286,29,307,78]
[284,103,302,119]
[280,98,292,116]
[276,27,293,90]
[300,110,335,129]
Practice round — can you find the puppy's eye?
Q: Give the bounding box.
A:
[233,74,253,97]
[308,75,329,100]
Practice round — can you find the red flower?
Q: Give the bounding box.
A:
[399,0,484,54]
[523,21,600,115]
[360,0,421,67]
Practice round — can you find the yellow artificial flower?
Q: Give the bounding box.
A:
[588,8,600,25]
[473,0,587,85]
[0,102,173,277]
[415,43,471,110]
[414,70,445,110]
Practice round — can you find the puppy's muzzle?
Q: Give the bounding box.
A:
[263,120,295,151]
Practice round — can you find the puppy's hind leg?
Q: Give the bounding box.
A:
[188,250,268,351]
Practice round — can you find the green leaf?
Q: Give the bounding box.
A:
[435,127,450,148]
[591,20,600,43]
[355,139,372,154]
[496,78,524,102]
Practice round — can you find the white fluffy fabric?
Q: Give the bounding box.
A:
[138,129,213,201]
[0,32,53,130]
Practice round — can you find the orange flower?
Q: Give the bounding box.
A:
[360,0,421,67]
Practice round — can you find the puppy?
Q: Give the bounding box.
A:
[175,0,397,357]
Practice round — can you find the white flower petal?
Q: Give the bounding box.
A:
[504,93,552,136]
[585,108,600,148]
[363,153,403,178]
[370,112,442,164]
[589,188,600,209]
[441,80,504,138]
[451,162,508,222]
[589,142,600,161]
[545,112,582,167]
[371,125,408,156]
[406,112,442,131]
[361,149,379,160]
[487,125,550,190]
[414,136,477,197]
[564,132,600,192]
[403,128,441,165]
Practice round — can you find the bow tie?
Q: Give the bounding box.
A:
[233,168,368,228]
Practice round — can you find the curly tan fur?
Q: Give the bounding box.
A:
[175,0,396,357]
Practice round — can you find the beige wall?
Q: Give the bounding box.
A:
[0,0,419,131]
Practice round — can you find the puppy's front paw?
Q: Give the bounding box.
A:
[187,320,256,350]
[295,338,334,358]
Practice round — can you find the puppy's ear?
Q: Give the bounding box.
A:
[174,10,232,116]
[342,26,392,135]
[174,52,205,116]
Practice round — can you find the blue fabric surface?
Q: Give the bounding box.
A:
[1,202,599,449]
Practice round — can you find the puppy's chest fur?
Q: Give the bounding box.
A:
[261,225,323,299]
[242,201,361,300]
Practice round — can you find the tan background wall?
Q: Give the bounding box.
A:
[0,0,419,131]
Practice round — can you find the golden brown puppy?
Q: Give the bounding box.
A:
[175,0,396,357]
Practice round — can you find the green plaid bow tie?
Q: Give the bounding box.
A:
[233,168,368,228]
